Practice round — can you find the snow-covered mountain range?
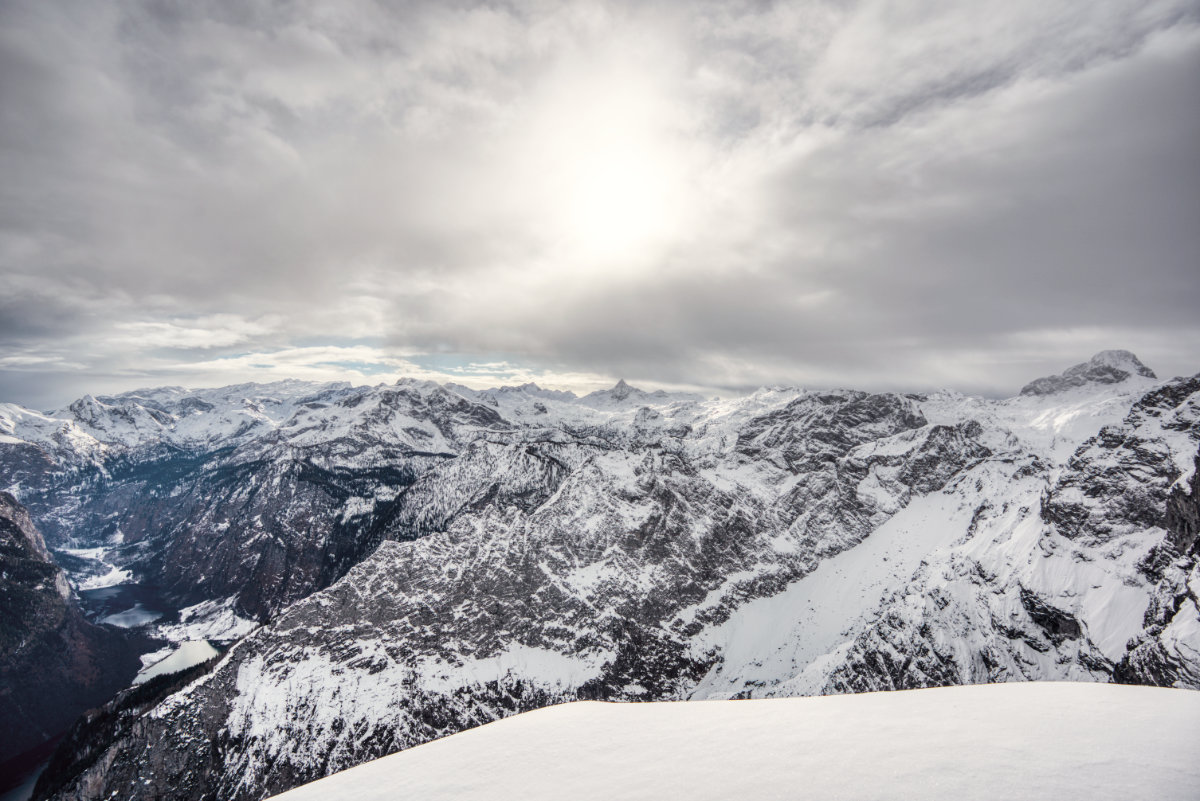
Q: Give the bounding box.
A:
[1,350,1196,801]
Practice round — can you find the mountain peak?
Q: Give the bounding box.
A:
[609,379,638,401]
[576,379,646,406]
[1019,350,1156,396]
[1085,349,1156,377]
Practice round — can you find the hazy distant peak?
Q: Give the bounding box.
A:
[1019,350,1156,397]
[578,379,651,405]
[491,382,578,401]
[610,379,635,401]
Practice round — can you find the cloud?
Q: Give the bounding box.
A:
[110,315,280,349]
[1,0,1197,409]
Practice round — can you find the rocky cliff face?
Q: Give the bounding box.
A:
[19,354,1199,801]
[1113,452,1200,688]
[0,493,140,766]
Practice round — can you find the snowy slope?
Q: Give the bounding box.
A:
[133,640,219,685]
[272,683,1200,801]
[816,372,1200,695]
[689,369,1184,698]
[689,461,1032,698]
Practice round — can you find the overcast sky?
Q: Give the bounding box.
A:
[1,0,1198,409]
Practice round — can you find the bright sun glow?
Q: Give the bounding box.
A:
[557,133,680,262]
[517,42,692,268]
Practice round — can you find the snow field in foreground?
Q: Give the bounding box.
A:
[271,682,1199,801]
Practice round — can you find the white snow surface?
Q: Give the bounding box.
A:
[134,640,219,685]
[920,378,1156,466]
[151,596,258,644]
[99,602,162,628]
[271,683,1200,801]
[416,643,608,693]
[58,546,133,590]
[73,565,132,591]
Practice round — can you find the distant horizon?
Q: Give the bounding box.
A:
[4,347,1190,413]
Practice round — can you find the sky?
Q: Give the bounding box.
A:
[1,0,1198,410]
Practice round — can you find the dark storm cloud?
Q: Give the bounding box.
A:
[0,0,1197,408]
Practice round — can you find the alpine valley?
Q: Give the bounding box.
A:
[1,349,1197,800]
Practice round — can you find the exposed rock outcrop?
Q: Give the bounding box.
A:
[1114,453,1200,688]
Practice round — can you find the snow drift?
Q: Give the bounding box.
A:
[271,682,1199,801]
